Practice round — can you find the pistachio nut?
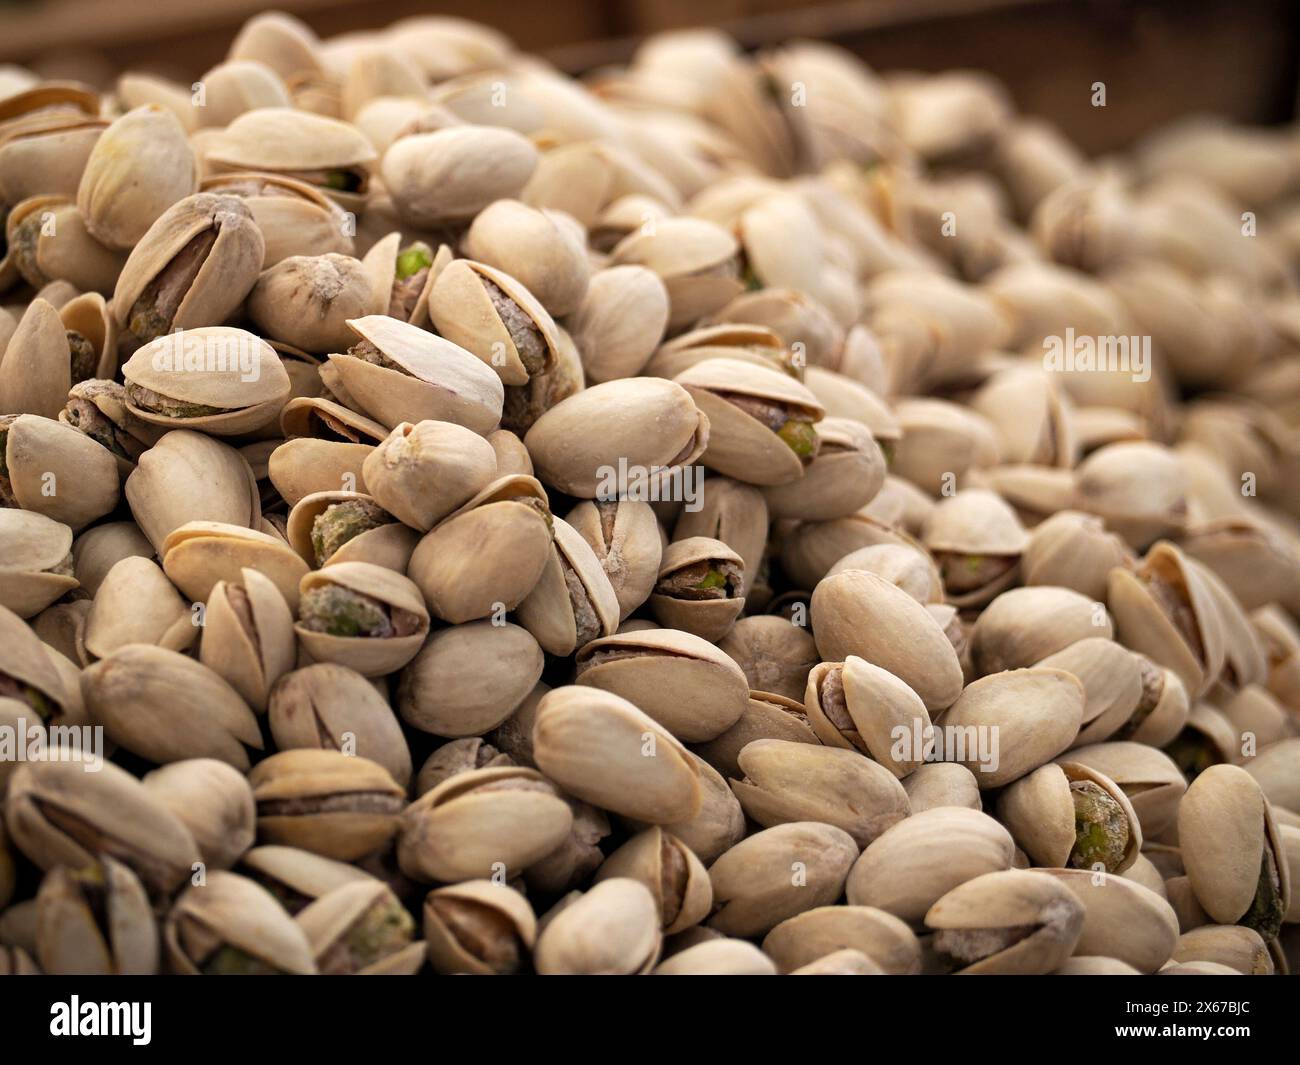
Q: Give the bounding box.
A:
[165,870,317,975]
[922,489,1029,608]
[1040,867,1180,973]
[610,216,743,331]
[397,620,543,738]
[534,878,661,975]
[162,521,308,611]
[269,663,411,788]
[803,657,932,777]
[565,498,663,620]
[0,412,119,530]
[971,585,1112,677]
[924,869,1085,975]
[1022,510,1134,603]
[693,690,820,780]
[761,905,922,975]
[902,762,982,813]
[594,827,712,934]
[762,417,886,522]
[249,750,405,861]
[648,536,745,642]
[297,879,423,975]
[652,938,777,976]
[572,629,748,743]
[424,879,536,975]
[197,566,295,713]
[82,644,262,769]
[285,490,416,571]
[717,616,819,701]
[199,171,353,267]
[35,857,158,975]
[247,252,389,354]
[532,685,701,824]
[62,380,159,476]
[0,512,75,618]
[1067,741,1188,837]
[1243,737,1300,814]
[730,738,909,846]
[673,474,768,599]
[707,821,858,939]
[570,265,669,383]
[1075,442,1189,549]
[361,419,497,532]
[415,738,515,796]
[295,561,430,677]
[237,845,376,915]
[516,516,619,656]
[1171,924,1273,975]
[141,758,255,871]
[397,766,573,883]
[84,556,195,658]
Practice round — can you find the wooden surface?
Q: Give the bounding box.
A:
[0,0,1296,153]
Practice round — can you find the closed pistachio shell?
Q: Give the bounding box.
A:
[1039,866,1181,974]
[762,905,922,975]
[361,420,497,532]
[641,750,746,867]
[1023,510,1132,602]
[1171,924,1273,975]
[534,878,661,975]
[707,822,859,938]
[652,938,776,975]
[902,762,982,813]
[1,413,119,529]
[462,200,590,317]
[142,758,255,871]
[693,690,820,780]
[84,556,195,658]
[971,585,1112,677]
[533,685,701,824]
[570,265,669,383]
[247,252,387,354]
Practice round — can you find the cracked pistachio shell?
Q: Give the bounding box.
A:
[675,358,824,487]
[162,521,308,612]
[523,377,709,499]
[922,489,1029,608]
[84,556,195,659]
[611,217,742,330]
[121,328,288,436]
[516,516,619,656]
[463,200,589,317]
[200,171,353,267]
[996,761,1142,872]
[846,807,1014,924]
[762,417,886,521]
[251,750,404,860]
[1194,559,1267,692]
[645,322,795,383]
[199,567,296,713]
[971,585,1113,677]
[969,365,1076,467]
[35,856,159,976]
[673,475,767,599]
[0,511,78,617]
[565,499,662,620]
[228,12,323,81]
[141,759,255,871]
[327,314,504,433]
[533,685,701,824]
[383,126,539,227]
[1,413,119,529]
[82,644,262,770]
[362,420,497,532]
[717,617,819,701]
[790,949,887,975]
[594,827,712,934]
[269,663,410,787]
[652,938,776,975]
[407,474,553,624]
[1035,637,1141,738]
[535,878,661,975]
[708,287,843,369]
[77,105,198,250]
[731,738,909,847]
[1067,741,1188,837]
[424,879,537,976]
[297,879,423,975]
[924,869,1085,975]
[285,490,416,571]
[247,252,388,354]
[125,430,261,553]
[707,821,858,938]
[575,626,749,743]
[1172,925,1273,975]
[1178,764,1290,938]
[1023,510,1133,607]
[571,265,669,383]
[206,108,377,210]
[427,258,561,387]
[0,299,70,418]
[1108,540,1227,698]
[112,194,264,346]
[803,657,931,777]
[940,668,1085,788]
[1088,654,1187,748]
[397,766,573,883]
[5,758,197,895]
[902,762,982,813]
[165,871,317,975]
[649,536,745,642]
[1039,868,1181,973]
[416,738,514,796]
[525,796,612,896]
[762,905,922,975]
[633,750,745,867]
[694,690,820,780]
[237,845,375,914]
[294,561,430,677]
[397,620,543,738]
[1180,516,1300,614]
[889,398,1000,496]
[827,543,942,605]
[810,570,964,712]
[0,603,69,713]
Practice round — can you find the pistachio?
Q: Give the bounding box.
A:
[424,880,536,975]
[534,879,661,975]
[35,857,158,975]
[141,759,255,871]
[297,880,422,975]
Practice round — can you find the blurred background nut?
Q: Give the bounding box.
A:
[142,759,255,871]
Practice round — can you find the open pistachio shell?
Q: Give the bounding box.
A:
[294,561,430,677]
[285,490,416,571]
[361,420,497,532]
[296,879,422,975]
[200,567,296,712]
[0,510,78,618]
[423,878,536,976]
[693,690,820,781]
[593,827,712,935]
[803,657,931,778]
[162,521,309,611]
[200,171,354,267]
[1,413,119,530]
[649,536,745,643]
[574,626,750,744]
[516,516,619,657]
[1067,741,1188,837]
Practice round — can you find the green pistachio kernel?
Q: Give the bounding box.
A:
[777,418,818,459]
[1069,780,1130,871]
[202,945,281,976]
[321,169,362,192]
[395,244,433,280]
[310,499,390,565]
[298,585,393,639]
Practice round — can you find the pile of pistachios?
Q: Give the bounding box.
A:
[1,10,1298,977]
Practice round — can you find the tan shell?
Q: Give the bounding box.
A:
[564,498,663,620]
[762,417,886,522]
[1,413,119,530]
[803,658,931,778]
[574,626,750,743]
[247,252,388,354]
[1067,741,1188,837]
[760,905,923,975]
[533,878,661,975]
[327,314,504,433]
[406,474,553,624]
[84,556,195,659]
[285,490,416,571]
[269,437,374,508]
[593,827,712,934]
[611,217,743,330]
[294,561,430,677]
[516,516,619,656]
[1039,868,1179,973]
[200,171,354,267]
[424,879,537,975]
[162,521,309,611]
[0,510,78,617]
[200,567,297,712]
[970,585,1113,677]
